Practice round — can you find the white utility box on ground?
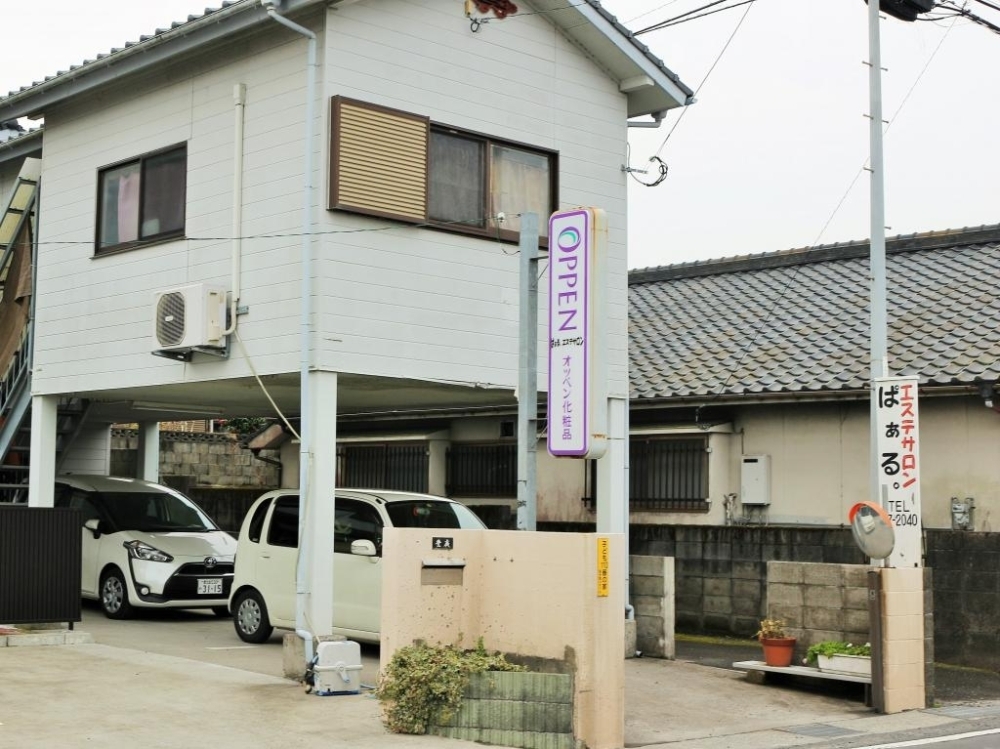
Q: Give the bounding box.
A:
[313,640,362,695]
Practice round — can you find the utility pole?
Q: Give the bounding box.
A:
[867,0,890,522]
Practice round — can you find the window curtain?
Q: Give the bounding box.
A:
[491,145,550,238]
[142,150,186,237]
[116,171,140,243]
[428,132,484,227]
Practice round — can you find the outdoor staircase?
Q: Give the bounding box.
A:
[0,158,89,502]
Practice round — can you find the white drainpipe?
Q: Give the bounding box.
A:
[262,0,317,665]
[222,83,246,336]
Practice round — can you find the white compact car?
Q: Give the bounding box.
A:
[54,475,237,619]
[229,488,486,644]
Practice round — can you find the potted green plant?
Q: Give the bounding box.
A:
[804,641,871,676]
[755,618,797,667]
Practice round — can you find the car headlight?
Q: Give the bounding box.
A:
[123,540,174,563]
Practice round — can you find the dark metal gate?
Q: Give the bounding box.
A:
[0,506,81,624]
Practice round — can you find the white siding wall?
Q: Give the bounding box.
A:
[59,425,111,475]
[32,2,630,406]
[316,0,629,392]
[33,23,315,394]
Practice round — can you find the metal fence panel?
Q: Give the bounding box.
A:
[0,506,81,623]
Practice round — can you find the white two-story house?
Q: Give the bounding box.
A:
[0,0,691,632]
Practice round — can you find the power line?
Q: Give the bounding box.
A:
[812,13,959,246]
[697,8,960,410]
[653,0,756,157]
[636,0,756,34]
[634,0,735,34]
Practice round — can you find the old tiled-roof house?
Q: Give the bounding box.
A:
[620,224,1000,532]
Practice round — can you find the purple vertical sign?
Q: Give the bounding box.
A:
[548,209,591,457]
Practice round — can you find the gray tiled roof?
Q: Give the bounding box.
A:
[1,3,238,100]
[1,1,692,105]
[628,226,1000,402]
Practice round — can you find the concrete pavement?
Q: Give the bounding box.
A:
[3,631,1000,749]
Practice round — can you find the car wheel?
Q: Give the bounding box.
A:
[212,606,231,618]
[233,589,273,643]
[100,567,135,620]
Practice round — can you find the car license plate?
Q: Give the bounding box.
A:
[197,578,223,595]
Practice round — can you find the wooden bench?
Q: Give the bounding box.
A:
[733,660,872,705]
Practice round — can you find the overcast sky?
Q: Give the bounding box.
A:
[2,0,997,268]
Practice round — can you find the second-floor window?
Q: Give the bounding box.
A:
[428,129,552,240]
[96,144,187,253]
[329,97,556,244]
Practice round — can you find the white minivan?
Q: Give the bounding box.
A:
[54,475,237,619]
[229,488,486,643]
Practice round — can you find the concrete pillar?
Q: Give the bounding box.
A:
[427,438,448,495]
[303,370,337,638]
[596,398,628,535]
[27,395,58,507]
[879,567,925,713]
[137,422,160,482]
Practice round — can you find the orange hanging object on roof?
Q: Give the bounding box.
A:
[472,0,519,19]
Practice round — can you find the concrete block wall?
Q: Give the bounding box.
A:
[630,555,675,658]
[926,531,1000,670]
[881,567,926,713]
[766,561,870,661]
[111,428,280,488]
[551,522,983,669]
[429,672,574,749]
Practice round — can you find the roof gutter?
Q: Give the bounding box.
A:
[629,383,984,410]
[0,129,43,165]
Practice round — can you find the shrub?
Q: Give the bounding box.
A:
[376,639,526,734]
[805,640,871,666]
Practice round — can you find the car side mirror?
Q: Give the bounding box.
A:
[83,517,101,539]
[350,539,377,557]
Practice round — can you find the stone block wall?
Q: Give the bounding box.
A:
[630,555,675,658]
[111,428,280,488]
[543,522,986,670]
[764,561,870,660]
[926,532,1000,670]
[429,672,574,749]
[625,525,865,637]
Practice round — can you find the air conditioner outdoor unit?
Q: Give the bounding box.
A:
[152,283,228,353]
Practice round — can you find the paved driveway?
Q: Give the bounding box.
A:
[77,601,383,685]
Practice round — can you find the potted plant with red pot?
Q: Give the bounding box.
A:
[756,618,797,667]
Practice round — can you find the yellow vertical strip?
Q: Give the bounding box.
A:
[597,537,609,597]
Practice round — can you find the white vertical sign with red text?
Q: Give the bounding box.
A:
[547,208,607,459]
[874,376,922,567]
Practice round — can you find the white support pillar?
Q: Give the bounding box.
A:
[137,422,160,482]
[303,370,338,639]
[28,394,58,507]
[596,396,628,536]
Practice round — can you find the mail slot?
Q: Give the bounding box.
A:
[421,557,466,586]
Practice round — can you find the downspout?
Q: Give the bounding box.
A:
[222,83,246,336]
[263,0,317,664]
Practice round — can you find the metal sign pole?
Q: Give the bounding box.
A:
[516,213,539,531]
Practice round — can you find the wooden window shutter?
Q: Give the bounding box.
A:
[329,97,428,221]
